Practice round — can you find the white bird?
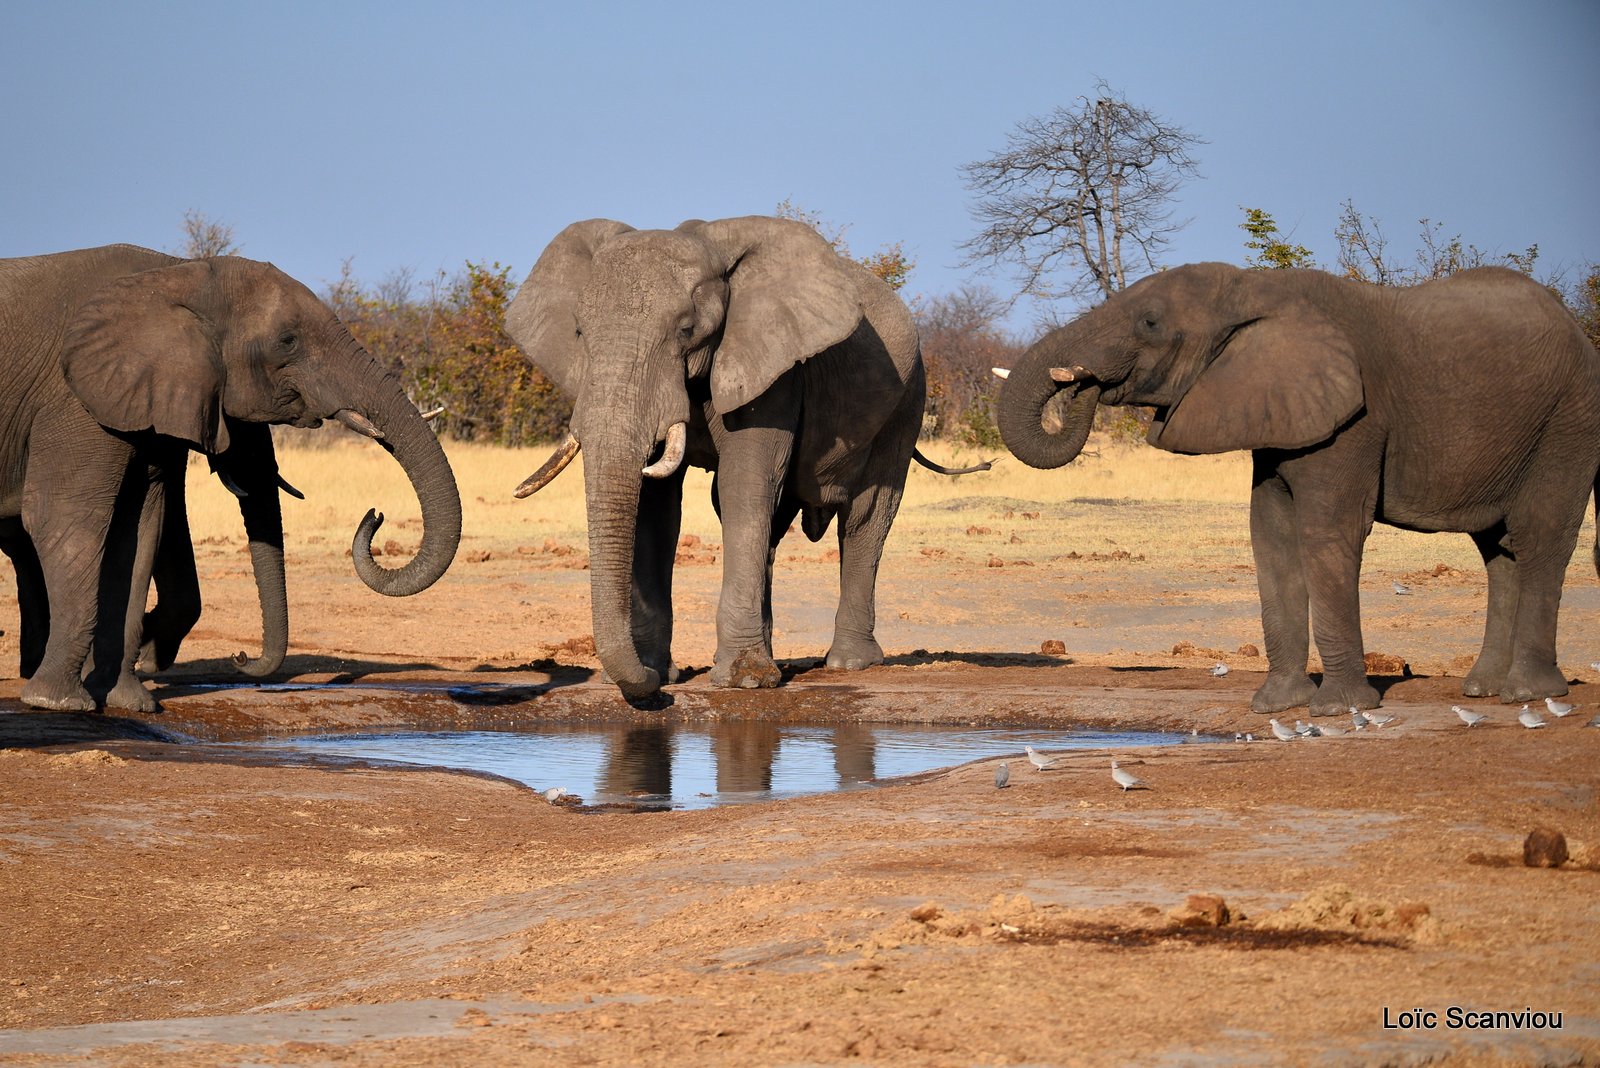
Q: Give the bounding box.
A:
[1316,724,1346,737]
[1362,710,1397,728]
[1210,662,1229,677]
[1393,581,1411,595]
[1269,718,1298,741]
[1453,705,1488,727]
[1545,697,1575,718]
[542,787,567,802]
[1591,661,1600,674]
[995,762,1010,789]
[1025,745,1062,771]
[1587,713,1600,728]
[1350,710,1367,731]
[1244,733,1256,742]
[1518,706,1547,729]
[1110,760,1146,792]
[1233,732,1243,742]
[1294,720,1316,736]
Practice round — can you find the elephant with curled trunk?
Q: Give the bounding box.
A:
[998,262,1600,716]
[0,245,462,712]
[508,216,980,701]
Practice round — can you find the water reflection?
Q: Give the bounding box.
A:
[236,720,1205,810]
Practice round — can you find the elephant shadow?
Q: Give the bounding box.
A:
[147,654,598,704]
[0,708,179,750]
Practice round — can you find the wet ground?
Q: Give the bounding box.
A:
[2,491,1599,1066]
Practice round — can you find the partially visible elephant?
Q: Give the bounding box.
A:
[997,262,1600,715]
[0,245,463,712]
[507,216,981,700]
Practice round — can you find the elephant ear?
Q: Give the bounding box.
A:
[1148,313,1363,454]
[60,259,231,453]
[688,216,863,415]
[505,219,635,398]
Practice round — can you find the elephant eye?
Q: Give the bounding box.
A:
[278,332,298,350]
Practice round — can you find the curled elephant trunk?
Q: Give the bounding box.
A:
[347,383,463,597]
[997,336,1103,469]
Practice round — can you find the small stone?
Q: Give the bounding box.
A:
[1040,640,1067,656]
[987,556,1003,568]
[1170,893,1231,928]
[1523,827,1569,868]
[1363,651,1408,676]
[1236,644,1260,658]
[908,902,941,924]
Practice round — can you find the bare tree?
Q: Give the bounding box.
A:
[1335,200,1540,286]
[915,285,1023,443]
[961,81,1203,305]
[178,209,240,259]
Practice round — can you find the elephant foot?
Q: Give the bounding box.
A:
[105,674,161,714]
[1309,677,1380,718]
[21,675,97,713]
[1499,662,1568,704]
[711,646,782,689]
[1250,672,1317,714]
[135,639,160,676]
[602,660,680,687]
[825,635,884,672]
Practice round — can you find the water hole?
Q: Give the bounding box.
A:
[230,722,1214,811]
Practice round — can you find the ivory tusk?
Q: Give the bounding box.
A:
[336,409,384,440]
[1049,366,1075,383]
[419,405,445,421]
[514,432,580,498]
[642,422,687,479]
[991,367,1011,380]
[276,474,306,500]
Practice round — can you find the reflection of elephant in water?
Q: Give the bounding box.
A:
[999,263,1600,715]
[0,245,462,711]
[509,216,983,701]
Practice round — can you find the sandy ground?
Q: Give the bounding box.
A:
[2,479,1599,1067]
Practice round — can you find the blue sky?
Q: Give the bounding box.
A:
[4,0,1596,332]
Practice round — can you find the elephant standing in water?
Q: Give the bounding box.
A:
[508,216,981,701]
[998,262,1599,716]
[0,245,462,711]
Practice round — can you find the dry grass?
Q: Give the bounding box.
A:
[182,432,1595,584]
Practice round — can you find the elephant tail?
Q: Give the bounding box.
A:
[913,449,995,476]
[1593,465,1599,580]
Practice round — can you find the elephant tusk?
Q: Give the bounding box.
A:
[991,367,1011,380]
[1049,365,1095,384]
[216,469,249,499]
[276,474,306,500]
[418,405,445,421]
[514,432,580,498]
[336,409,385,440]
[1049,366,1075,383]
[641,422,687,479]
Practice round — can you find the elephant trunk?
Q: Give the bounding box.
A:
[583,443,660,701]
[345,367,463,597]
[997,330,1105,469]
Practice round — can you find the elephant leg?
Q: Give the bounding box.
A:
[20,443,134,712]
[1499,503,1586,702]
[1248,465,1317,713]
[764,492,803,653]
[0,517,49,679]
[826,450,910,672]
[89,458,166,713]
[139,463,202,674]
[630,465,686,684]
[1462,525,1516,697]
[708,377,799,689]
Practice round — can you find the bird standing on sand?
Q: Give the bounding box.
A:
[1393,581,1411,595]
[1361,709,1397,728]
[1545,697,1575,718]
[1350,711,1367,731]
[1210,662,1229,677]
[1025,745,1061,771]
[1110,760,1146,792]
[995,762,1010,789]
[1518,706,1547,729]
[1453,705,1488,727]
[1269,718,1298,742]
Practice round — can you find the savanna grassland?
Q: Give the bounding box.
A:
[2,433,1598,1066]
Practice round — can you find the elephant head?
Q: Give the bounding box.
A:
[506,216,865,698]
[998,262,1365,466]
[60,254,461,597]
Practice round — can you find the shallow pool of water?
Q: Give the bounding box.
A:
[232,722,1210,810]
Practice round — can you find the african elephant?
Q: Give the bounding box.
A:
[997,262,1600,715]
[507,216,981,701]
[0,245,463,712]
